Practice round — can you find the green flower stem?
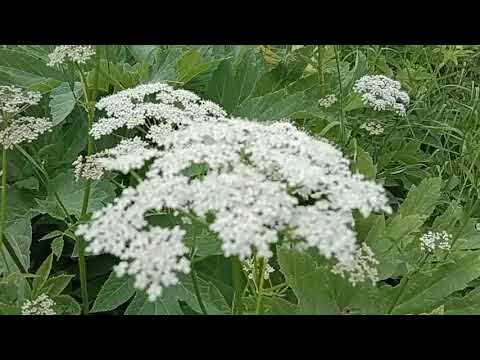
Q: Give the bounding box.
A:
[190,268,208,315]
[76,48,101,315]
[0,148,8,253]
[255,257,266,315]
[317,45,326,97]
[189,234,207,315]
[334,46,346,148]
[231,256,245,315]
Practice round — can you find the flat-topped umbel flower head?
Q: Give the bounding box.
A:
[0,85,52,149]
[354,75,410,116]
[47,45,95,67]
[0,85,42,116]
[76,91,391,301]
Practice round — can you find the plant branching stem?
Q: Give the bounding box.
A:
[317,45,326,97]
[231,257,245,315]
[76,48,101,315]
[334,46,346,148]
[255,257,266,315]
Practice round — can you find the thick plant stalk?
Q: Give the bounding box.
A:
[255,257,266,315]
[76,47,101,315]
[334,46,346,148]
[317,45,326,97]
[0,149,7,254]
[231,257,245,315]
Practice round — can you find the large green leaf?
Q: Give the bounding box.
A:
[445,286,480,315]
[2,217,33,273]
[399,177,442,219]
[124,274,229,315]
[54,295,81,315]
[184,222,222,257]
[176,49,216,85]
[43,274,74,297]
[277,246,386,314]
[177,274,230,315]
[0,186,37,273]
[355,143,376,180]
[150,48,184,82]
[32,253,53,296]
[37,109,88,169]
[36,169,116,220]
[364,214,423,279]
[91,272,136,313]
[234,89,331,122]
[390,252,480,314]
[127,45,158,65]
[125,287,184,315]
[49,82,82,126]
[206,48,266,114]
[0,49,64,91]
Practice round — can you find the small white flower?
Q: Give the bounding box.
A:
[360,121,384,136]
[318,94,337,108]
[21,294,56,315]
[420,231,452,252]
[354,75,409,116]
[47,45,95,67]
[242,256,275,281]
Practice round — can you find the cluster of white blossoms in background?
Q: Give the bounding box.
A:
[0,85,42,115]
[420,231,452,252]
[331,243,379,285]
[73,137,159,181]
[318,94,337,108]
[21,294,56,315]
[242,257,275,281]
[360,121,384,136]
[90,82,226,140]
[73,155,104,181]
[76,82,391,301]
[47,45,95,67]
[73,82,226,181]
[0,85,52,149]
[0,117,53,149]
[354,75,410,116]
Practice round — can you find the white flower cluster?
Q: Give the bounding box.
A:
[360,121,384,136]
[73,155,104,181]
[47,45,95,67]
[21,294,56,315]
[0,85,42,115]
[0,117,53,149]
[353,75,410,116]
[318,94,337,108]
[90,83,226,140]
[242,256,275,281]
[0,85,52,149]
[331,243,379,285]
[77,83,391,301]
[420,231,452,252]
[73,137,159,181]
[114,226,191,302]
